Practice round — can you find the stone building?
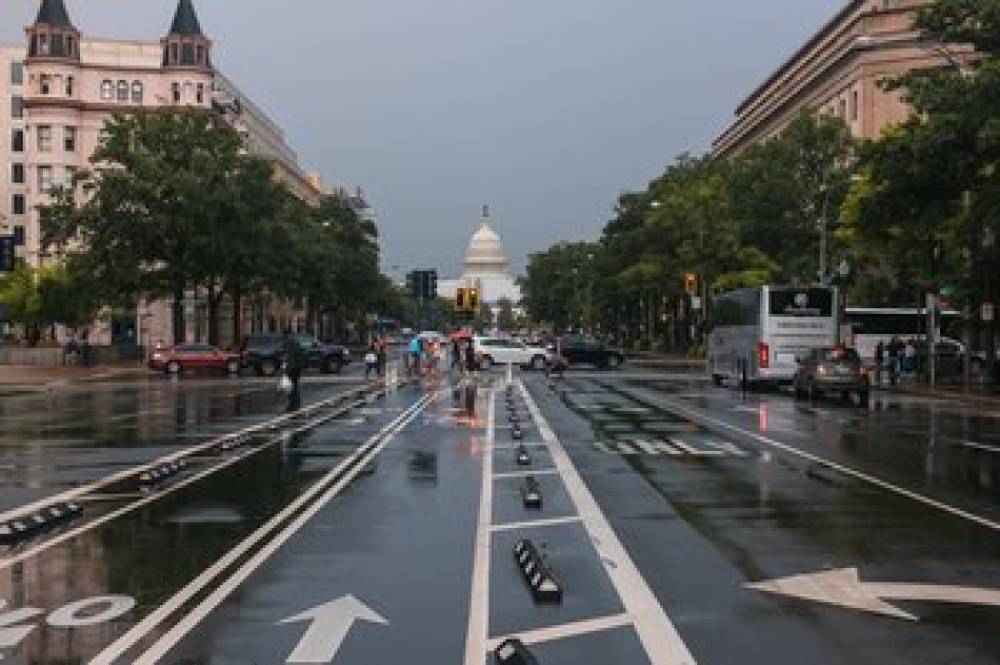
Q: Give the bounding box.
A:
[438,207,522,306]
[712,0,971,158]
[0,0,334,348]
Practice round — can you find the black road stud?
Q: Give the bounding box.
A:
[521,476,542,509]
[512,425,524,441]
[516,446,532,466]
[494,638,539,665]
[513,539,563,604]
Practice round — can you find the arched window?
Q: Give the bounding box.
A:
[100,80,113,101]
[131,81,143,104]
[116,80,128,102]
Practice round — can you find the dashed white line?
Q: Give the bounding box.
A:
[489,515,582,533]
[492,469,558,480]
[486,613,633,650]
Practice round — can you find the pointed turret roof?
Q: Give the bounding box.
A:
[35,0,74,28]
[168,0,203,36]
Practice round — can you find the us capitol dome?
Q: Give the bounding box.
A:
[437,207,522,305]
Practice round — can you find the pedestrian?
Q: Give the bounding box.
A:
[904,338,917,377]
[282,333,305,412]
[464,339,478,374]
[64,336,80,366]
[80,331,92,367]
[888,336,903,386]
[452,339,462,370]
[408,335,423,377]
[364,343,378,379]
[376,337,387,376]
[874,340,885,387]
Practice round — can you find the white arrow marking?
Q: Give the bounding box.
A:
[747,568,1000,621]
[279,595,388,663]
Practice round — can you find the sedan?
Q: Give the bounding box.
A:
[473,337,551,371]
[794,346,869,404]
[149,344,241,375]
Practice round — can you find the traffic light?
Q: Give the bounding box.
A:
[456,288,467,311]
[684,273,698,296]
[468,288,480,311]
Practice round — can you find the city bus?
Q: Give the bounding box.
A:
[707,285,837,387]
[842,307,962,362]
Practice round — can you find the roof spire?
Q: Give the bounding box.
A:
[34,0,74,28]
[168,0,203,36]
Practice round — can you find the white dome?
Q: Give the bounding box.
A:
[464,221,508,276]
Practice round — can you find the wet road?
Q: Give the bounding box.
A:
[0,364,999,663]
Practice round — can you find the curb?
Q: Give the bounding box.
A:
[876,384,1000,408]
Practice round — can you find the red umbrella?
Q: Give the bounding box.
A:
[449,330,472,342]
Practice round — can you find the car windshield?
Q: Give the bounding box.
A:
[818,347,861,363]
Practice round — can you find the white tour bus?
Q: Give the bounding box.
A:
[842,307,962,362]
[708,285,837,386]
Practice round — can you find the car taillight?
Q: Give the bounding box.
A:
[758,342,769,369]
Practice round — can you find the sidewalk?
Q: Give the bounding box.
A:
[0,362,147,396]
[876,379,1000,408]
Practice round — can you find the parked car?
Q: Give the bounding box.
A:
[793,346,870,404]
[240,334,348,376]
[549,335,624,370]
[149,343,240,375]
[473,336,550,371]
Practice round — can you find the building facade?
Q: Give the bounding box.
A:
[1,0,332,348]
[712,0,970,158]
[438,206,522,306]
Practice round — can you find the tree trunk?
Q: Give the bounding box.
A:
[231,285,243,347]
[172,280,186,345]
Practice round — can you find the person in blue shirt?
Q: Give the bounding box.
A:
[408,336,423,376]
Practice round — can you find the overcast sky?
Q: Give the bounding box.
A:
[2,0,844,276]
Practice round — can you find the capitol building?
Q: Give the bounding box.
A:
[438,207,522,305]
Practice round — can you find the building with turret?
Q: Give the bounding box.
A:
[1,0,336,347]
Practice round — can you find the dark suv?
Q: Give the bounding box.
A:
[240,334,348,376]
[551,335,624,370]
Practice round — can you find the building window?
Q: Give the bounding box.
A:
[67,35,75,56]
[11,194,25,216]
[64,126,76,152]
[116,80,128,102]
[38,165,53,192]
[11,129,24,153]
[196,83,204,104]
[11,164,25,184]
[37,125,52,152]
[11,95,23,119]
[182,43,195,66]
[101,80,113,100]
[131,81,143,104]
[838,98,847,118]
[12,226,25,246]
[851,90,859,121]
[10,62,23,86]
[38,33,49,56]
[171,82,181,103]
[196,44,205,65]
[64,166,76,187]
[65,75,74,96]
[170,42,179,65]
[40,73,51,95]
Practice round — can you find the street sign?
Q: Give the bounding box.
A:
[690,296,702,311]
[279,595,388,663]
[983,303,995,322]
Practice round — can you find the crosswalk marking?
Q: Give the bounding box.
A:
[594,438,746,459]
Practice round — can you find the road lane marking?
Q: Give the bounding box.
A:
[520,381,696,665]
[0,397,371,573]
[669,438,724,457]
[653,394,1000,534]
[463,386,495,665]
[91,391,435,665]
[0,384,372,527]
[492,469,559,480]
[748,567,1000,622]
[489,516,582,533]
[279,595,388,663]
[486,612,632,650]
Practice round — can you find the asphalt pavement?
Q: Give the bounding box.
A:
[0,363,998,663]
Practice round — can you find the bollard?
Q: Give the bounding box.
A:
[521,476,542,509]
[512,425,523,441]
[513,539,563,604]
[494,638,539,665]
[516,445,532,466]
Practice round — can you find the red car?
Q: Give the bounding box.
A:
[149,343,241,375]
